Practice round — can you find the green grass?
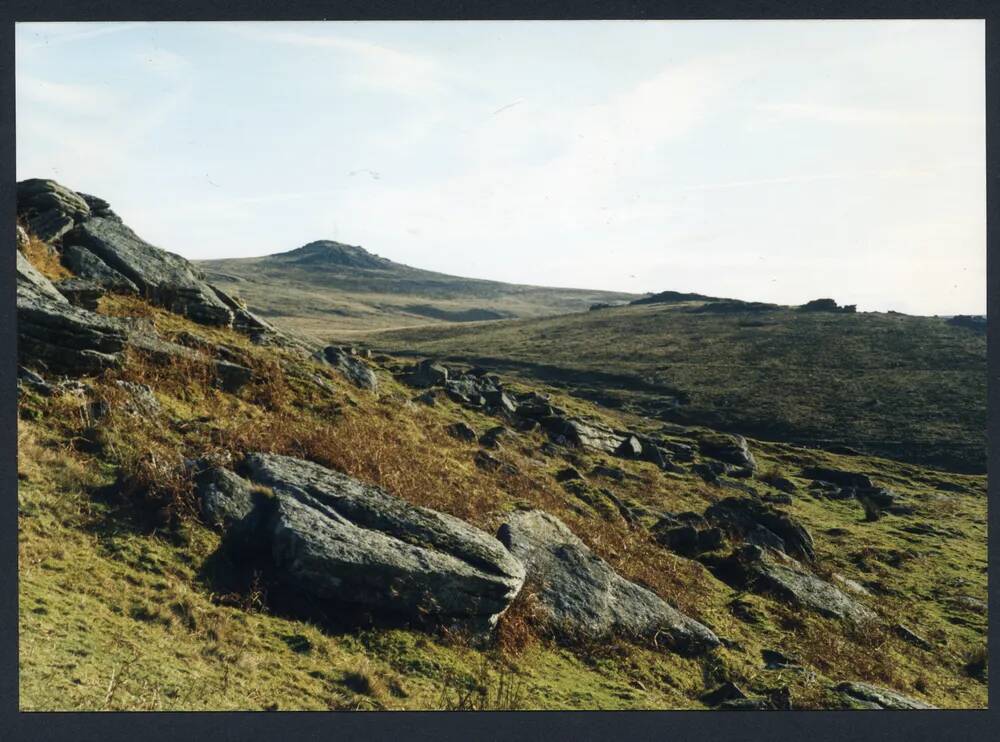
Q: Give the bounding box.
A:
[197,244,636,337]
[18,293,987,711]
[367,302,986,473]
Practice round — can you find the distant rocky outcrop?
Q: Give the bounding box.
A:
[630,290,721,306]
[498,509,719,653]
[947,315,986,333]
[798,298,857,313]
[270,240,394,270]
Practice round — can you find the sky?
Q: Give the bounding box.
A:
[16,20,985,315]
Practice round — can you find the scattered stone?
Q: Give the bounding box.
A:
[539,416,626,454]
[479,426,509,449]
[17,366,54,396]
[414,390,438,406]
[407,359,449,388]
[704,497,815,562]
[761,648,801,669]
[698,433,756,471]
[893,623,932,651]
[555,466,584,483]
[801,466,874,490]
[717,545,876,625]
[474,450,517,475]
[446,422,477,442]
[700,681,747,706]
[111,380,162,417]
[215,360,254,392]
[319,346,378,391]
[761,473,797,494]
[590,464,626,482]
[834,681,934,710]
[497,509,719,653]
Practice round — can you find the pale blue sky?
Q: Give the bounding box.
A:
[16,20,985,314]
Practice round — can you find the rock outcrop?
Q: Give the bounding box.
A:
[65,216,233,327]
[318,346,378,391]
[61,243,140,295]
[835,681,935,710]
[205,454,526,629]
[698,432,757,471]
[17,257,128,374]
[497,509,719,653]
[717,545,876,624]
[704,497,815,562]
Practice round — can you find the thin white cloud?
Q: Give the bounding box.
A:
[757,101,979,127]
[16,74,119,116]
[16,22,148,51]
[223,24,445,96]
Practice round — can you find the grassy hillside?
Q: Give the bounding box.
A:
[197,241,637,337]
[367,301,986,473]
[19,291,987,710]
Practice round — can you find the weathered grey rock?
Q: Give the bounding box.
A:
[215,360,254,392]
[540,416,626,453]
[195,466,261,533]
[65,216,233,326]
[17,251,67,304]
[60,244,140,295]
[17,178,91,242]
[55,278,103,310]
[111,380,162,417]
[16,224,29,249]
[704,497,814,562]
[241,453,525,626]
[407,359,448,388]
[446,421,477,442]
[720,545,876,624]
[474,450,517,475]
[209,284,282,343]
[17,366,54,396]
[497,509,719,653]
[801,466,874,489]
[478,426,509,449]
[17,278,127,375]
[319,346,378,391]
[835,681,935,710]
[698,433,756,471]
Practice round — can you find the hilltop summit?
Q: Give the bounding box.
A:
[273,240,395,270]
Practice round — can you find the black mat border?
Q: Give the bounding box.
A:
[1,3,995,741]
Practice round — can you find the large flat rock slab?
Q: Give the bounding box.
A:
[497,509,719,654]
[239,453,525,627]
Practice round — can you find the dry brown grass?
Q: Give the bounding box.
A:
[494,584,544,657]
[19,228,71,280]
[791,613,904,690]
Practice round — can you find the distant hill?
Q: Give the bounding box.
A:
[198,241,639,336]
[369,298,986,473]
